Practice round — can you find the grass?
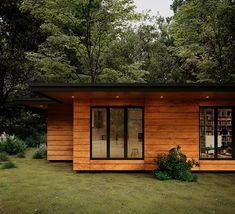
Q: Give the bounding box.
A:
[0,152,9,161]
[1,161,17,169]
[0,149,235,214]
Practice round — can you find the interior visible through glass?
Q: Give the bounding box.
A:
[200,108,215,158]
[217,109,232,158]
[92,108,107,158]
[110,108,125,158]
[128,108,143,158]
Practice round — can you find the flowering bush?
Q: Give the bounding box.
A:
[0,132,26,155]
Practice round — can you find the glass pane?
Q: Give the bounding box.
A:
[128,108,143,158]
[92,108,107,158]
[217,109,232,159]
[110,108,125,158]
[200,108,215,158]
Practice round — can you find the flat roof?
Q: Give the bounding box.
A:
[30,83,235,92]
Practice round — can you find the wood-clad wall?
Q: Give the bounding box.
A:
[73,98,235,171]
[73,99,146,170]
[47,104,73,160]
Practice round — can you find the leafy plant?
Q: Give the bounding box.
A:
[1,161,17,169]
[25,133,46,148]
[17,152,26,158]
[32,144,47,159]
[154,145,199,182]
[0,132,27,155]
[0,152,9,161]
[154,171,172,180]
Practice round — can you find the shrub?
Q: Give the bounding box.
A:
[154,171,172,180]
[24,136,35,147]
[17,152,26,158]
[0,132,26,155]
[178,171,198,182]
[25,133,46,148]
[1,161,17,169]
[0,152,9,161]
[154,145,199,182]
[32,144,47,159]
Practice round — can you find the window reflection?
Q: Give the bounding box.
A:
[110,108,125,158]
[92,108,107,158]
[91,107,144,159]
[200,107,233,159]
[200,108,215,158]
[128,108,143,158]
[217,109,232,158]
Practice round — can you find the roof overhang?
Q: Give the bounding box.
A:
[30,83,235,92]
[31,83,235,103]
[19,83,235,106]
[15,97,59,110]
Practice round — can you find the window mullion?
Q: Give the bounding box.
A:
[214,108,218,159]
[232,108,235,159]
[124,107,128,159]
[107,108,110,159]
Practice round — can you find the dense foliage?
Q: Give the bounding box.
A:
[170,0,235,83]
[1,0,234,134]
[25,133,46,148]
[154,145,198,182]
[0,152,9,161]
[0,132,27,155]
[32,144,47,159]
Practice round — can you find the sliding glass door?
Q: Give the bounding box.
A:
[91,107,144,160]
[91,108,107,158]
[110,108,125,158]
[128,108,143,158]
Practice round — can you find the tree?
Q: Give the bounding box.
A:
[170,0,235,83]
[103,15,180,84]
[0,0,45,133]
[143,16,181,83]
[22,0,139,83]
[102,26,150,82]
[170,0,188,14]
[0,0,44,107]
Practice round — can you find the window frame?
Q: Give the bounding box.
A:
[90,106,144,160]
[199,106,235,160]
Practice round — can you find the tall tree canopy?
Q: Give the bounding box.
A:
[0,0,45,133]
[170,0,235,83]
[0,0,44,107]
[22,0,144,83]
[1,0,235,136]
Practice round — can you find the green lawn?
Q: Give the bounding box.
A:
[0,149,235,214]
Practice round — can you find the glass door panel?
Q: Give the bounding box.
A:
[217,109,232,159]
[128,108,143,158]
[110,108,125,158]
[91,108,107,158]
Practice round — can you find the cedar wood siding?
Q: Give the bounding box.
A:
[47,104,73,160]
[73,98,235,171]
[46,98,235,170]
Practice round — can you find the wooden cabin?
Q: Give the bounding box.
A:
[23,83,235,171]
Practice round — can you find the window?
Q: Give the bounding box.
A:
[91,107,144,159]
[200,107,234,159]
[91,108,107,158]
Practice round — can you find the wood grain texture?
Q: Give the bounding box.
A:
[47,104,73,161]
[47,97,235,170]
[73,98,235,171]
